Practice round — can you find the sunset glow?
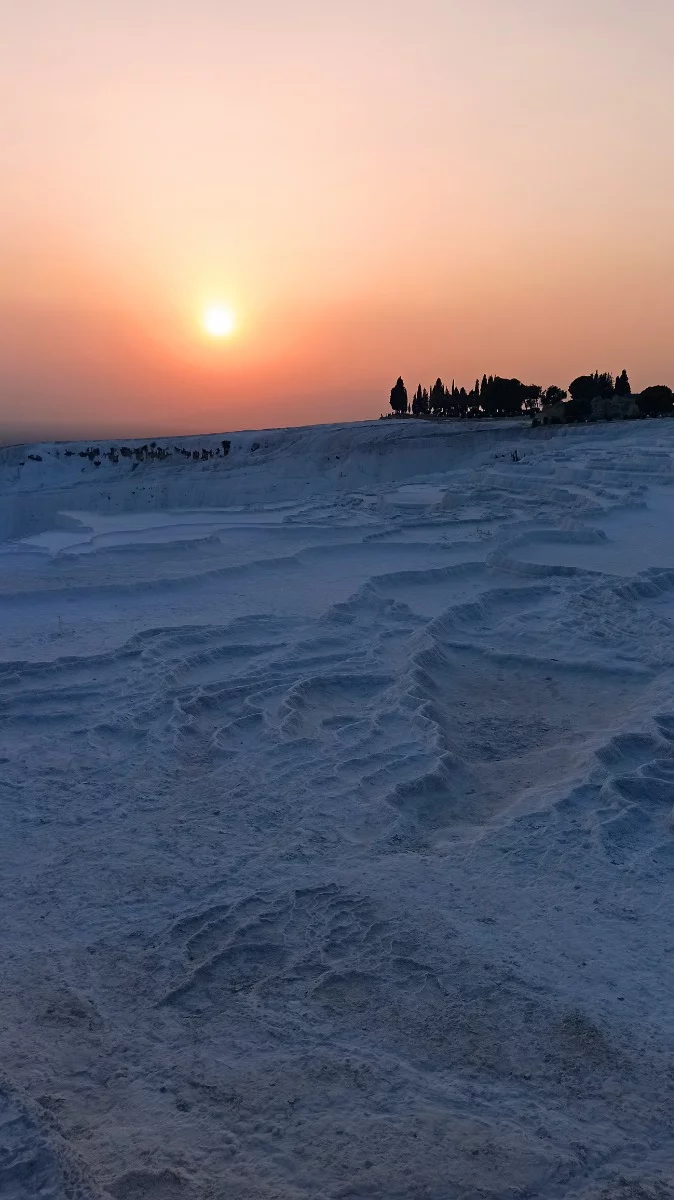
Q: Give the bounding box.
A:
[1,2,673,440]
[203,306,236,339]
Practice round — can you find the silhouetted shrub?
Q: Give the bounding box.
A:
[565,395,593,422]
[637,386,674,418]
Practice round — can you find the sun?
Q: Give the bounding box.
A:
[203,305,236,338]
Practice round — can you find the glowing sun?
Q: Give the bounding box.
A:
[203,305,236,338]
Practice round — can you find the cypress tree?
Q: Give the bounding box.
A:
[615,369,631,397]
[389,377,408,415]
[430,378,445,416]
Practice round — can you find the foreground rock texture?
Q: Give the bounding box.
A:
[1,417,673,1198]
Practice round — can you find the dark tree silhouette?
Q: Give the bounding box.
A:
[480,376,537,417]
[430,378,446,416]
[480,375,497,418]
[569,372,614,402]
[389,377,408,415]
[568,399,591,420]
[522,384,543,414]
[412,384,430,416]
[597,372,616,399]
[615,369,631,397]
[636,385,674,418]
[441,382,453,418]
[542,385,567,406]
[385,366,669,425]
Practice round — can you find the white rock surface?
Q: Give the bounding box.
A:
[1,417,673,1198]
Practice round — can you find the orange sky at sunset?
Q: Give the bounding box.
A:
[2,0,673,440]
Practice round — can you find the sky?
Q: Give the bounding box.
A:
[1,0,673,440]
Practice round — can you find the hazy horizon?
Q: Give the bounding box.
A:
[1,369,671,448]
[0,399,386,447]
[3,0,673,439]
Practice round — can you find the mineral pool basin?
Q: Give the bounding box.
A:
[13,505,311,555]
[509,488,674,576]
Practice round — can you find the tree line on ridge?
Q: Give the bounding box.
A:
[388,370,674,423]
